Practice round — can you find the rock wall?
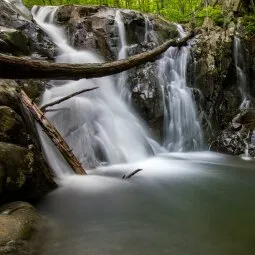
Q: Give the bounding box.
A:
[189,0,255,157]
[0,1,57,204]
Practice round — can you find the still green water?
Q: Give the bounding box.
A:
[38,152,255,255]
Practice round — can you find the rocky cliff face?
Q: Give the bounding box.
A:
[188,0,255,157]
[0,1,57,204]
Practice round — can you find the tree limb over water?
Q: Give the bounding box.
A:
[0,32,195,80]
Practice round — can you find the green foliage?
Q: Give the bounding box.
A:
[196,5,224,26]
[23,0,203,23]
[242,14,255,36]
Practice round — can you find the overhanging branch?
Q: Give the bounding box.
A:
[0,32,195,80]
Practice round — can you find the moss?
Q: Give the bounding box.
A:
[242,14,255,37]
[0,27,30,55]
[0,106,27,145]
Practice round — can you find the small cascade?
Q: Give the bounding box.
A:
[32,6,162,174]
[233,36,250,109]
[115,10,130,100]
[144,15,158,45]
[241,131,252,160]
[158,25,203,151]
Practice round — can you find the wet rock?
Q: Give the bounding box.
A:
[130,63,164,140]
[189,25,240,144]
[0,26,29,55]
[0,80,56,204]
[0,0,56,58]
[0,142,56,203]
[210,109,255,156]
[0,201,51,255]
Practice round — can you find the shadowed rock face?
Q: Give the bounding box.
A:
[0,80,57,204]
[189,14,255,156]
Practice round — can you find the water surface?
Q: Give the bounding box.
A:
[38,152,255,255]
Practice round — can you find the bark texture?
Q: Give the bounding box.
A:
[21,90,86,175]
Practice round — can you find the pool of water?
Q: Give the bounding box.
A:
[38,152,255,255]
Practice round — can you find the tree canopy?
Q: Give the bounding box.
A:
[23,0,211,23]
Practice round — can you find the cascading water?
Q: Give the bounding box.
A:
[158,25,203,151]
[144,15,159,45]
[32,6,162,174]
[115,10,130,99]
[233,36,250,109]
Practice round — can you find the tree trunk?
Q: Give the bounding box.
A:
[0,32,195,80]
[21,90,86,175]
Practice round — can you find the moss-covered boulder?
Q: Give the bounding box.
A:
[0,79,56,204]
[0,26,30,55]
[0,201,52,255]
[0,106,27,145]
[0,142,56,203]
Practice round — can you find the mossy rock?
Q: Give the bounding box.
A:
[0,80,21,113]
[0,26,30,55]
[0,106,27,145]
[0,201,50,255]
[17,79,46,103]
[0,142,56,204]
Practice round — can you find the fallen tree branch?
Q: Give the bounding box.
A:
[122,169,143,179]
[40,87,98,112]
[0,32,196,80]
[21,90,86,175]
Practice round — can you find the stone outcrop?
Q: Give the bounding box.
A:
[0,0,56,59]
[189,0,255,157]
[0,80,56,204]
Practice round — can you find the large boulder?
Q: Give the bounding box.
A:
[0,201,53,255]
[0,0,56,58]
[0,80,56,204]
[0,142,56,203]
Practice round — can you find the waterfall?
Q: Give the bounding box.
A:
[158,25,203,151]
[233,36,250,109]
[144,15,158,45]
[32,6,162,174]
[115,10,130,100]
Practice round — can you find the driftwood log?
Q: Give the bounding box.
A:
[0,32,195,80]
[21,90,86,175]
[122,169,143,179]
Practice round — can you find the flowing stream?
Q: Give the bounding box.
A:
[31,7,255,255]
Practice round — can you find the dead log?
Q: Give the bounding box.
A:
[21,90,86,175]
[40,87,98,112]
[122,169,143,179]
[0,32,195,80]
